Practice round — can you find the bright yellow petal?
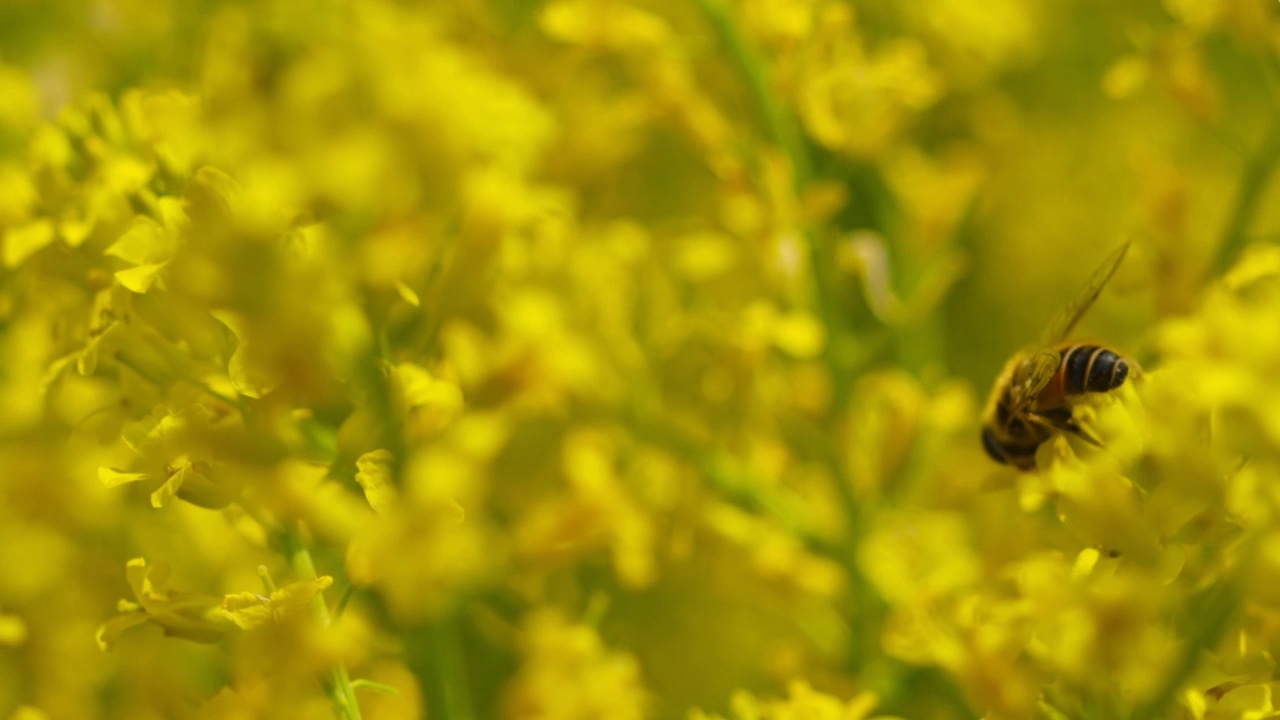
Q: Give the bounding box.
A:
[115,262,166,293]
[355,448,397,515]
[3,219,55,268]
[99,467,151,488]
[149,464,188,508]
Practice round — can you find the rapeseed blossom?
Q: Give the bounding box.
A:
[1,1,1280,719]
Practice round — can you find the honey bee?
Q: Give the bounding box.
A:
[981,241,1133,469]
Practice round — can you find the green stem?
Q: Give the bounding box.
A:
[334,583,355,621]
[350,679,399,696]
[1213,119,1280,277]
[282,526,364,720]
[695,2,878,674]
[694,0,854,409]
[420,616,476,720]
[113,349,162,386]
[695,0,812,185]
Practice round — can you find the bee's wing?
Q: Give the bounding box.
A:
[1041,240,1130,344]
[1023,348,1061,398]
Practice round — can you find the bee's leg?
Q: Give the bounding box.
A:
[1066,421,1103,447]
[1029,409,1103,447]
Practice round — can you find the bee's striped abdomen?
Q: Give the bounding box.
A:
[1062,345,1129,395]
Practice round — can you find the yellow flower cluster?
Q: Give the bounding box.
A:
[1,0,1280,719]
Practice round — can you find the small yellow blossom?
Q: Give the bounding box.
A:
[0,613,28,646]
[504,609,649,720]
[97,558,231,650]
[354,448,397,516]
[541,0,671,52]
[222,576,334,630]
[797,9,942,158]
[346,446,488,620]
[691,681,886,720]
[100,403,244,509]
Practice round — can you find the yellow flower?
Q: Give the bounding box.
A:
[797,8,941,158]
[99,403,245,509]
[353,448,397,516]
[346,446,490,621]
[540,0,672,52]
[222,576,333,630]
[903,0,1040,75]
[512,427,658,588]
[103,197,185,293]
[0,613,28,646]
[857,509,979,607]
[504,609,649,720]
[692,681,885,720]
[704,503,846,598]
[97,558,231,650]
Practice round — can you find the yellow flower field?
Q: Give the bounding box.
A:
[1,1,1279,718]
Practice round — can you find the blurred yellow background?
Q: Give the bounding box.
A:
[0,1,1279,719]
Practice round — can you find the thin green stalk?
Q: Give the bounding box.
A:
[696,0,865,409]
[695,0,812,185]
[350,679,398,696]
[1213,119,1280,277]
[282,526,364,720]
[694,0,854,408]
[113,349,162,385]
[420,616,476,720]
[694,0,878,674]
[334,583,356,621]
